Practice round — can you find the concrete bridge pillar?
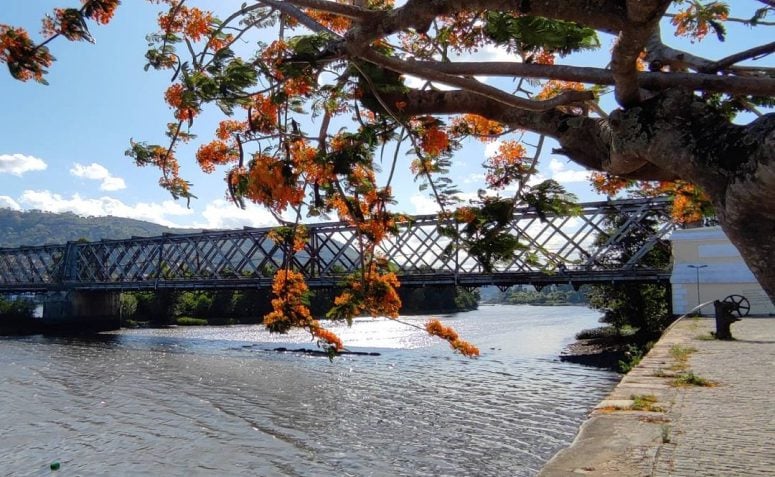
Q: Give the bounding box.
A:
[42,290,121,331]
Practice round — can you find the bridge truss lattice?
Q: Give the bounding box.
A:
[0,198,676,292]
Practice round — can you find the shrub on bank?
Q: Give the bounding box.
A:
[176,316,209,326]
[575,325,636,340]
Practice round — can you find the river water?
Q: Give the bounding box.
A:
[0,305,617,476]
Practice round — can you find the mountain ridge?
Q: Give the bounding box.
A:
[0,208,197,248]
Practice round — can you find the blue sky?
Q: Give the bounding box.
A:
[1,2,770,229]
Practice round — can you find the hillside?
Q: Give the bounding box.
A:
[0,208,195,248]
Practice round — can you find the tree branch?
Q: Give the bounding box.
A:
[284,0,372,19]
[404,60,775,97]
[610,1,672,107]
[702,41,775,74]
[359,49,594,112]
[328,0,626,58]
[646,27,775,77]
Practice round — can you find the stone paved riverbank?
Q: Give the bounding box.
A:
[539,315,775,476]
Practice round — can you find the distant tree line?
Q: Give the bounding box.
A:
[486,284,588,306]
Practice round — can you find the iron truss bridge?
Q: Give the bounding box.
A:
[0,198,676,293]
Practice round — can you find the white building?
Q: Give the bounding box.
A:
[671,227,775,316]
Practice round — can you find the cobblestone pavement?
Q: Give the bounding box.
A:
[653,317,775,476]
[539,316,775,477]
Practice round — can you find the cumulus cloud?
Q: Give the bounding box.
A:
[549,158,591,184]
[70,162,127,191]
[194,199,279,229]
[0,154,47,176]
[0,196,21,210]
[18,190,193,226]
[410,194,441,215]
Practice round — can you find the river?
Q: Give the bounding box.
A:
[0,305,618,476]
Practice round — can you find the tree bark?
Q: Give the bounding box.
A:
[602,90,775,304]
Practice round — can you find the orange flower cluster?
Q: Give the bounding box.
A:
[591,173,712,224]
[450,114,504,141]
[41,9,84,40]
[248,94,280,134]
[263,269,313,333]
[453,206,478,224]
[533,49,555,65]
[590,172,632,197]
[158,5,214,42]
[425,319,480,357]
[419,127,450,157]
[399,12,485,58]
[536,80,586,101]
[645,181,710,224]
[260,39,289,79]
[263,269,344,352]
[41,1,120,40]
[331,261,402,320]
[291,140,332,183]
[304,9,351,34]
[283,76,314,97]
[195,140,237,173]
[215,120,245,141]
[207,33,233,53]
[0,26,54,82]
[671,3,728,41]
[83,0,120,25]
[484,140,529,189]
[164,83,199,121]
[672,192,705,224]
[241,154,304,213]
[311,325,344,351]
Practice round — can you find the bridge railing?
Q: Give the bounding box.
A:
[0,197,675,291]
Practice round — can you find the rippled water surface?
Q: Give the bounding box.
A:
[0,305,617,476]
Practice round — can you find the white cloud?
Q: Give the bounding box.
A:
[18,190,193,227]
[463,172,486,184]
[0,154,47,176]
[194,199,279,229]
[549,158,591,184]
[0,196,21,210]
[70,162,127,191]
[410,194,441,215]
[478,44,521,63]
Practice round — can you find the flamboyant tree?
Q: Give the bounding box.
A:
[2,0,774,353]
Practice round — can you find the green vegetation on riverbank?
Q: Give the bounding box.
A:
[483,284,587,306]
[0,296,34,321]
[120,285,479,327]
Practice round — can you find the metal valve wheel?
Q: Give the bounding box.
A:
[722,294,750,317]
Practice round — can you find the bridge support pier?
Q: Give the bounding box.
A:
[42,290,121,332]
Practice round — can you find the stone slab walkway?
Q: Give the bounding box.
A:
[539,316,775,476]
